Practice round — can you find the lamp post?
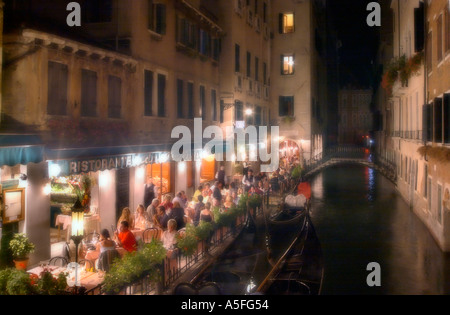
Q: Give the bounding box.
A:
[71,199,84,294]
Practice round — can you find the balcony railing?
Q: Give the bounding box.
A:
[391,130,423,141]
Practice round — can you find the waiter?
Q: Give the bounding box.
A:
[144,177,156,209]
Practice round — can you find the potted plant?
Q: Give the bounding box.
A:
[9,233,35,270]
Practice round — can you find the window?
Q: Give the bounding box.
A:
[235,44,241,72]
[279,96,294,117]
[444,94,450,144]
[108,75,121,119]
[157,74,166,117]
[263,2,267,23]
[438,184,442,224]
[213,38,221,61]
[255,57,259,81]
[437,15,443,63]
[177,16,198,49]
[424,164,428,197]
[263,62,267,85]
[427,177,432,211]
[255,106,262,125]
[281,55,294,75]
[427,31,432,73]
[177,79,184,119]
[199,29,211,56]
[148,1,166,35]
[246,104,253,126]
[279,13,294,34]
[422,104,432,142]
[220,100,225,123]
[247,52,251,78]
[144,70,153,116]
[81,69,97,117]
[211,89,217,121]
[446,3,450,54]
[200,85,206,120]
[187,82,194,119]
[47,61,68,116]
[414,1,424,52]
[235,101,244,121]
[434,98,443,143]
[84,0,112,23]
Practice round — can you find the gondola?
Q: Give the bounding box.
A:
[257,214,324,295]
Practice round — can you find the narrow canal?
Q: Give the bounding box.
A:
[310,164,450,295]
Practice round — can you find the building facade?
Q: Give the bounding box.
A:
[270,0,329,166]
[379,0,450,251]
[338,88,373,145]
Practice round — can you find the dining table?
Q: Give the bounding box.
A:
[27,265,104,294]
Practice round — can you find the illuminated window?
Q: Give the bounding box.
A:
[279,13,294,34]
[281,55,294,75]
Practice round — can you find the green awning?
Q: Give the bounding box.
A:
[0,134,45,167]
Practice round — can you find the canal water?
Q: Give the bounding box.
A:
[310,164,450,295]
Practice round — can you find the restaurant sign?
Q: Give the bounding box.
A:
[49,152,170,176]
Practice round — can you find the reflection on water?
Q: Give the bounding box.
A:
[310,164,450,295]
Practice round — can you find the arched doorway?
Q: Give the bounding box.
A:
[279,140,300,168]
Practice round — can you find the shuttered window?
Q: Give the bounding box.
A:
[211,89,217,121]
[187,82,194,119]
[200,85,206,120]
[157,74,166,117]
[47,61,68,116]
[148,1,166,35]
[81,69,97,117]
[108,75,121,118]
[177,79,184,119]
[144,70,153,116]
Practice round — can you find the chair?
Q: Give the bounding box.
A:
[97,249,121,272]
[63,242,71,261]
[143,228,161,243]
[49,256,69,267]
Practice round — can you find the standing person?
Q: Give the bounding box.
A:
[212,181,223,205]
[114,221,138,253]
[243,162,249,177]
[242,169,255,192]
[215,165,226,187]
[144,178,156,209]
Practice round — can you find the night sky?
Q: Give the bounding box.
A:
[328,0,380,88]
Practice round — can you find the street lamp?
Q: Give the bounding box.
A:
[71,199,84,293]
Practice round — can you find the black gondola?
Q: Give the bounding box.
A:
[257,215,324,295]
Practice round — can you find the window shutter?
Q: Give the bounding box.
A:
[444,94,450,143]
[156,4,166,35]
[144,70,153,116]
